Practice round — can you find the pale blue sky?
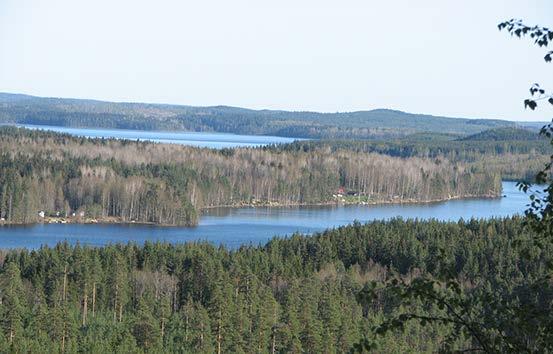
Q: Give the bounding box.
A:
[1,0,552,121]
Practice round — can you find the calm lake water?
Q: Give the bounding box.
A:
[0,182,530,249]
[17,124,299,148]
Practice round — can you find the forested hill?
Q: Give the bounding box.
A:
[0,127,500,226]
[0,92,519,139]
[459,126,543,141]
[274,128,550,181]
[0,217,548,352]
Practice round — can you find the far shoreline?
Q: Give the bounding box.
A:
[0,192,502,228]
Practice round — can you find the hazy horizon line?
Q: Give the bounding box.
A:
[2,90,548,124]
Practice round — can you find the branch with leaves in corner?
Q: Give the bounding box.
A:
[498,19,553,111]
[351,19,553,354]
[498,19,553,241]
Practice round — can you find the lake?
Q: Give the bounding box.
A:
[0,181,530,249]
[16,124,299,148]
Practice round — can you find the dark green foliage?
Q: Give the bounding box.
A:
[0,217,549,352]
[459,127,543,141]
[498,20,553,111]
[275,133,549,158]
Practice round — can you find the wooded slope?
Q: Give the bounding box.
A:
[274,128,549,181]
[0,92,519,139]
[0,127,500,225]
[0,217,547,352]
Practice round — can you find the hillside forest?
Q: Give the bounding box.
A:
[0,127,506,225]
[0,217,548,353]
[275,127,549,181]
[0,92,528,139]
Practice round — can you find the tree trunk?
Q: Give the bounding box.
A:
[92,282,96,318]
[217,311,222,354]
[271,305,277,354]
[62,264,68,302]
[118,303,123,322]
[61,327,65,352]
[113,285,118,323]
[172,282,177,312]
[199,321,204,348]
[8,194,12,222]
[82,290,88,326]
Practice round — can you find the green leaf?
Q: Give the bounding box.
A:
[524,99,538,110]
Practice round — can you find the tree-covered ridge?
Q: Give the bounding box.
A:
[0,92,520,139]
[0,217,547,353]
[459,127,543,141]
[0,127,500,225]
[274,133,549,181]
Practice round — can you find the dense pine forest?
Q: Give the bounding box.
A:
[0,217,548,353]
[0,127,501,225]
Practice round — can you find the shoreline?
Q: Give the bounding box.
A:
[200,193,500,210]
[0,217,163,227]
[0,192,501,228]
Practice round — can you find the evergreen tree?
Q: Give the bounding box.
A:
[0,262,25,346]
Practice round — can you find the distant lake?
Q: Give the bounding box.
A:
[0,181,531,249]
[16,124,299,148]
